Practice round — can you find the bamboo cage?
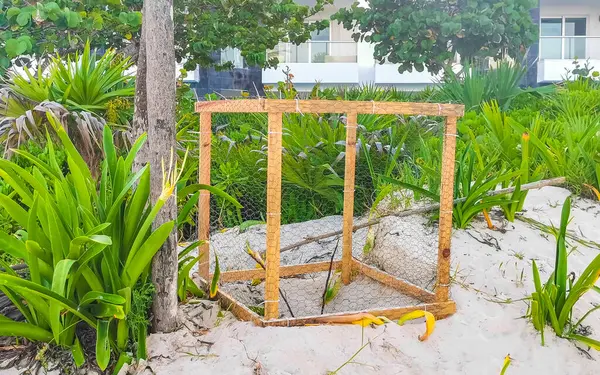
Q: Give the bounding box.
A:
[195,99,464,326]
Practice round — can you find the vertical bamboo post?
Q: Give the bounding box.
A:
[341,112,358,284]
[198,112,212,280]
[265,112,283,319]
[436,116,458,301]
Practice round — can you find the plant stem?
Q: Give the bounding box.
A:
[321,238,340,314]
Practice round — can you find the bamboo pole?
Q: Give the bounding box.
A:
[436,116,458,302]
[195,99,465,117]
[198,112,212,280]
[264,112,283,320]
[276,177,566,254]
[262,301,457,327]
[341,112,358,284]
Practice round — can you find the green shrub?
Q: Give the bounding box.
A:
[528,197,600,350]
[6,40,134,120]
[1,41,133,171]
[436,61,526,112]
[0,114,175,371]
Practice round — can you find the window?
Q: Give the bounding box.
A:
[220,47,244,68]
[310,27,330,63]
[540,17,587,59]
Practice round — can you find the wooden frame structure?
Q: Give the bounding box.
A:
[195,99,464,326]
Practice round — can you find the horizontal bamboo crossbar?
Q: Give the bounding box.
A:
[261,301,456,327]
[196,99,464,117]
[219,261,342,283]
[352,259,436,303]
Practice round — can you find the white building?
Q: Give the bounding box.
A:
[262,0,440,91]
[187,0,600,93]
[538,0,600,82]
[262,0,600,90]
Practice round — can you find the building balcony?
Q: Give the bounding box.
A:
[263,41,359,86]
[374,63,439,87]
[538,36,600,82]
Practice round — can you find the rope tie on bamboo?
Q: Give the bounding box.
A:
[371,100,376,114]
[444,133,458,137]
[264,300,279,304]
[266,212,281,216]
[437,103,442,116]
[343,189,355,193]
[440,210,453,214]
[438,282,451,287]
[268,131,283,135]
[296,98,303,116]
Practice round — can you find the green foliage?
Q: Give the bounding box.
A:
[333,0,538,74]
[128,281,155,359]
[4,41,134,120]
[509,88,600,193]
[0,115,175,369]
[177,241,206,302]
[174,0,332,70]
[452,147,519,228]
[2,0,333,74]
[0,0,142,72]
[528,197,600,350]
[1,43,133,172]
[47,41,134,116]
[436,61,527,112]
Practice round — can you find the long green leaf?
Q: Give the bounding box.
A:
[49,259,77,345]
[554,197,571,314]
[122,221,175,288]
[0,274,97,327]
[96,319,111,371]
[0,317,53,342]
[72,337,86,367]
[178,183,242,208]
[0,231,27,259]
[210,253,221,299]
[379,176,440,201]
[568,334,600,351]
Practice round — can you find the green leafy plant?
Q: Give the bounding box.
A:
[501,132,535,222]
[1,42,134,172]
[177,241,206,302]
[333,0,537,74]
[385,145,519,229]
[4,40,134,121]
[0,1,141,72]
[528,197,600,350]
[437,61,526,112]
[47,41,134,117]
[452,147,520,228]
[0,114,176,370]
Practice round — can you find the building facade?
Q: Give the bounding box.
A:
[185,0,600,94]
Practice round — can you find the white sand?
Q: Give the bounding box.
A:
[144,186,600,375]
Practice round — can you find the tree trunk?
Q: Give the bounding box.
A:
[132,32,148,169]
[141,0,179,333]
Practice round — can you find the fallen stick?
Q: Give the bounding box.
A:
[280,177,566,253]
